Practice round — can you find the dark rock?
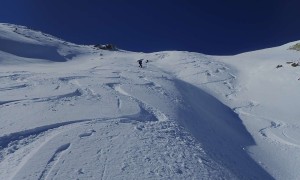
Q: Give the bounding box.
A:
[291,62,299,67]
[94,44,117,51]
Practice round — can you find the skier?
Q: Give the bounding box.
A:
[137,59,143,68]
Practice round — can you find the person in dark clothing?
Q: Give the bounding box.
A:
[137,59,143,68]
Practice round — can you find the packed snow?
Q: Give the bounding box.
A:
[0,23,299,179]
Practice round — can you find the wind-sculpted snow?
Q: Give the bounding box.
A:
[0,23,90,64]
[173,79,273,179]
[0,52,274,179]
[0,23,299,179]
[0,37,66,62]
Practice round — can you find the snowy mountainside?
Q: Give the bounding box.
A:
[214,42,300,180]
[0,23,89,64]
[153,42,300,179]
[0,23,299,179]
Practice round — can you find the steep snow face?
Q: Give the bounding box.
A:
[0,23,299,179]
[213,42,300,180]
[153,43,300,179]
[0,23,90,64]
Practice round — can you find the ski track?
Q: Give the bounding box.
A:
[238,110,300,148]
[0,119,91,152]
[0,120,89,180]
[260,122,300,148]
[0,84,28,91]
[0,89,83,107]
[0,111,163,177]
[1,118,121,179]
[38,143,71,180]
[0,79,102,108]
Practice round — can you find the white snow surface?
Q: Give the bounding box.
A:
[0,23,299,180]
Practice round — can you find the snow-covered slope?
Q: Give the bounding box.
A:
[0,23,88,64]
[0,23,299,179]
[215,43,300,180]
[154,42,300,179]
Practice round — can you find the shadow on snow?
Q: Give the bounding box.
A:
[174,79,274,179]
[0,38,67,62]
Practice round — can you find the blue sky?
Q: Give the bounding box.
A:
[1,0,300,55]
